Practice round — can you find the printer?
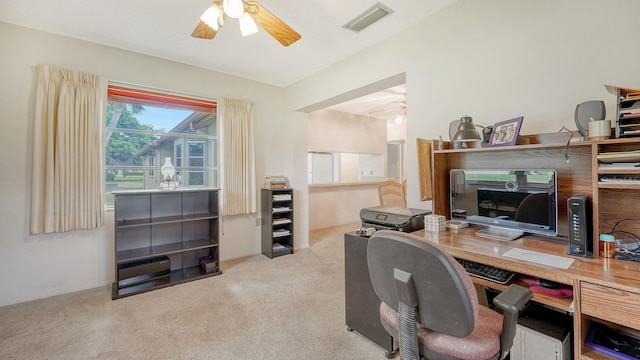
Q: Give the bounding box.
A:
[360,206,431,233]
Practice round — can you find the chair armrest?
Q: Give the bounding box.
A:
[492,284,534,360]
[493,284,533,313]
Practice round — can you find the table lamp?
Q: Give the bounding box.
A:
[452,116,482,148]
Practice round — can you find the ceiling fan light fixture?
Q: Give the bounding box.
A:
[191,0,300,46]
[200,4,222,30]
[239,11,259,37]
[394,108,407,125]
[223,0,245,18]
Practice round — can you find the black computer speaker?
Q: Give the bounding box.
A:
[575,100,606,138]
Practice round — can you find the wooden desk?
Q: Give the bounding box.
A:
[414,132,640,358]
[415,227,640,360]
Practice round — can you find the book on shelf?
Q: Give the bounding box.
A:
[620,106,640,113]
[598,162,640,170]
[600,175,640,184]
[597,150,640,163]
[621,112,640,119]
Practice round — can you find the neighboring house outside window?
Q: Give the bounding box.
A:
[175,144,182,185]
[187,141,205,186]
[105,86,217,206]
[148,156,154,176]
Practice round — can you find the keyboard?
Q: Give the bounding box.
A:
[454,257,516,284]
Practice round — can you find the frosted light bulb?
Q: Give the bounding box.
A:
[200,4,222,30]
[239,12,258,37]
[223,0,244,18]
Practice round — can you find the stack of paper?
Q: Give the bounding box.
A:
[264,176,289,189]
[272,243,290,252]
[273,229,291,237]
[272,218,292,225]
[273,194,292,201]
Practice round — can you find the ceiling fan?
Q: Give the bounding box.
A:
[192,0,301,47]
[369,100,407,125]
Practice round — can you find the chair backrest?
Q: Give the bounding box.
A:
[367,230,478,337]
[378,178,406,207]
[514,192,549,225]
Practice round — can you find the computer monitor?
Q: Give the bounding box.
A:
[449,169,558,240]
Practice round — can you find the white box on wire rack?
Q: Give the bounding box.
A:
[424,214,447,232]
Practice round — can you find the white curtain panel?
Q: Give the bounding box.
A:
[219,98,257,216]
[30,65,107,234]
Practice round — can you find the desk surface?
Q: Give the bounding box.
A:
[413,226,640,313]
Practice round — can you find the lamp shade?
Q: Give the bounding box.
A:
[223,0,245,18]
[239,11,259,36]
[452,116,482,142]
[201,4,222,30]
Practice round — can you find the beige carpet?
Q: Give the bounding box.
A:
[0,223,394,360]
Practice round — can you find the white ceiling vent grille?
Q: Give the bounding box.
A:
[343,2,394,33]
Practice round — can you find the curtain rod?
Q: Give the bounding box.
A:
[108,79,217,103]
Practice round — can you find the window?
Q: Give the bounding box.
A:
[148,156,154,176]
[187,141,205,186]
[175,144,182,166]
[175,144,182,185]
[105,85,217,206]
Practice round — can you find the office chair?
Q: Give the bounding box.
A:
[515,193,549,225]
[367,230,533,360]
[378,178,406,207]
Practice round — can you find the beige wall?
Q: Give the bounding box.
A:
[0,21,298,306]
[387,122,406,143]
[308,109,387,153]
[308,184,380,231]
[3,0,640,306]
[286,0,640,216]
[307,109,387,230]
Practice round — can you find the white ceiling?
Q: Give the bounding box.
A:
[0,0,455,120]
[327,84,407,123]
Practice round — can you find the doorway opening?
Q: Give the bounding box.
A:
[301,74,407,232]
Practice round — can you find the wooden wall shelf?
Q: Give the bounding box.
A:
[425,132,640,359]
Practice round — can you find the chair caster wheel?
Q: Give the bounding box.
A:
[385,350,394,359]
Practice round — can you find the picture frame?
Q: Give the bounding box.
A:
[489,116,524,147]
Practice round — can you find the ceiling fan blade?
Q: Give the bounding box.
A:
[245,1,301,47]
[368,109,393,114]
[369,101,406,113]
[191,20,218,40]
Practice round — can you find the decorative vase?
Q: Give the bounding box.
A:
[160,157,177,190]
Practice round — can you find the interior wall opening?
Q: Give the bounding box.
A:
[303,74,407,231]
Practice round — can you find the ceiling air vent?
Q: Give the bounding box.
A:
[343,2,394,33]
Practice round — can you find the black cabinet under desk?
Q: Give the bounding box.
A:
[344,232,395,357]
